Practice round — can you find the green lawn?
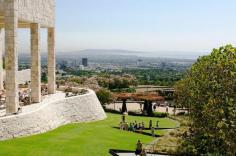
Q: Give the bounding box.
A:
[0,113,179,156]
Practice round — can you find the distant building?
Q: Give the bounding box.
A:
[71,59,79,68]
[60,60,68,70]
[79,65,85,70]
[136,59,143,66]
[82,58,88,67]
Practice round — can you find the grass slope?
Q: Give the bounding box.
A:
[0,113,178,156]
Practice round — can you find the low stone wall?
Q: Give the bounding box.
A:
[0,90,106,141]
[3,69,31,84]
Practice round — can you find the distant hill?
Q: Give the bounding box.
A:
[18,49,198,64]
[56,49,200,60]
[56,49,142,57]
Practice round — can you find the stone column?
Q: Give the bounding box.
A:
[0,28,4,90]
[31,23,41,103]
[5,0,19,114]
[48,28,55,94]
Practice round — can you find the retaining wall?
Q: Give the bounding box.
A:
[0,90,106,140]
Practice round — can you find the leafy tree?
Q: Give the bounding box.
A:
[97,75,137,90]
[41,72,48,83]
[96,88,114,106]
[123,68,186,87]
[174,76,192,112]
[175,45,236,155]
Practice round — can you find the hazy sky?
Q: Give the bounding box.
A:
[18,0,236,56]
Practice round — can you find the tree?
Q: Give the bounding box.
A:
[96,88,114,106]
[174,76,192,113]
[41,72,48,83]
[175,45,236,155]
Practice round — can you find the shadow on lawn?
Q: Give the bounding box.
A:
[112,126,163,137]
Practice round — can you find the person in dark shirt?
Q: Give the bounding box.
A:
[135,140,142,155]
[134,121,138,130]
[156,120,159,129]
[149,120,152,129]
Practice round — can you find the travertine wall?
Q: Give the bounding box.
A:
[4,0,19,114]
[0,0,55,27]
[3,69,31,84]
[31,23,41,103]
[0,0,4,14]
[0,28,3,90]
[0,90,107,140]
[18,0,55,27]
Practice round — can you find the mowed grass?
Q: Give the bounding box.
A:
[0,113,179,156]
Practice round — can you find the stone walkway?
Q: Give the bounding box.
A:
[144,128,176,153]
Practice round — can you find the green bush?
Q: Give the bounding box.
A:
[153,112,168,118]
[176,112,185,116]
[111,87,136,93]
[96,88,114,106]
[127,111,168,118]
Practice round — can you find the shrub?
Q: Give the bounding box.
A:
[153,112,168,118]
[65,87,73,92]
[176,112,185,116]
[111,87,136,93]
[96,88,114,105]
[127,111,168,118]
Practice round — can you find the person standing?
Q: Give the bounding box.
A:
[119,122,123,130]
[141,122,145,129]
[122,114,126,122]
[173,105,176,115]
[156,120,159,129]
[149,120,152,129]
[166,105,169,113]
[138,123,142,133]
[135,140,143,155]
[134,121,138,130]
[153,105,156,111]
[151,127,155,137]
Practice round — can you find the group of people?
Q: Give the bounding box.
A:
[19,89,31,105]
[19,85,49,106]
[119,115,159,137]
[41,85,48,96]
[148,119,159,129]
[119,121,145,132]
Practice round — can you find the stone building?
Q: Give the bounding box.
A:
[0,0,56,114]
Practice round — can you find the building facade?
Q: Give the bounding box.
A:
[0,0,56,114]
[82,58,88,67]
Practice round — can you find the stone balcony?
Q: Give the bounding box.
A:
[0,0,55,28]
[0,0,56,114]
